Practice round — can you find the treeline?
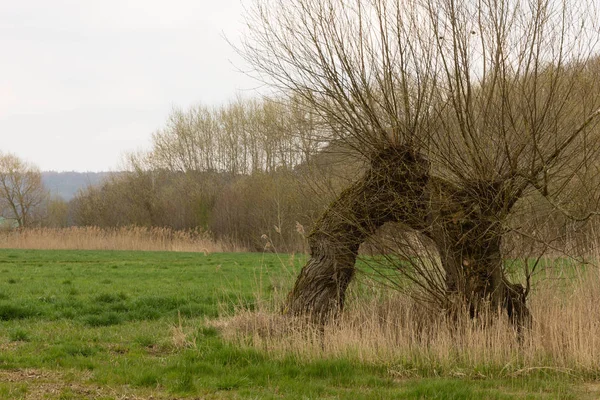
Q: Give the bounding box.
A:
[146,96,322,174]
[30,92,600,255]
[70,97,349,251]
[71,170,313,251]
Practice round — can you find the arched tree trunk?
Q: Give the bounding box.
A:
[430,180,531,328]
[286,148,530,329]
[284,146,430,321]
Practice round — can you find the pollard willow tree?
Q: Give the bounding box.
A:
[240,0,600,325]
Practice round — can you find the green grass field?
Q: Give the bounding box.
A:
[0,249,596,399]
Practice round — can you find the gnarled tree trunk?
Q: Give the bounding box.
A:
[286,148,530,329]
[430,179,531,328]
[284,146,429,321]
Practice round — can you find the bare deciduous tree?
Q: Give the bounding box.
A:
[147,98,317,175]
[0,153,48,227]
[241,0,600,326]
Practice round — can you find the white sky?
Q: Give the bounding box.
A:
[0,0,257,172]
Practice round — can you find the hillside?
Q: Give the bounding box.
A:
[41,171,110,200]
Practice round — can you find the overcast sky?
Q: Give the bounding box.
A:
[1,0,257,172]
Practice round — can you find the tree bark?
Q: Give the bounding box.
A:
[430,179,531,328]
[284,146,429,321]
[286,148,530,329]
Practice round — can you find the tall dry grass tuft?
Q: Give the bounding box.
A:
[215,262,600,377]
[171,311,198,350]
[0,226,245,253]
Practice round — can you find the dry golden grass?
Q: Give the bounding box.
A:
[215,265,600,377]
[171,311,198,350]
[0,226,245,253]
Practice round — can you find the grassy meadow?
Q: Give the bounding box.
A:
[0,248,599,399]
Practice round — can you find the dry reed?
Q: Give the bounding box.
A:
[0,226,245,253]
[171,311,198,350]
[215,264,600,377]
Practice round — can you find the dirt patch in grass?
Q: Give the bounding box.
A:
[0,369,155,400]
[0,341,23,352]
